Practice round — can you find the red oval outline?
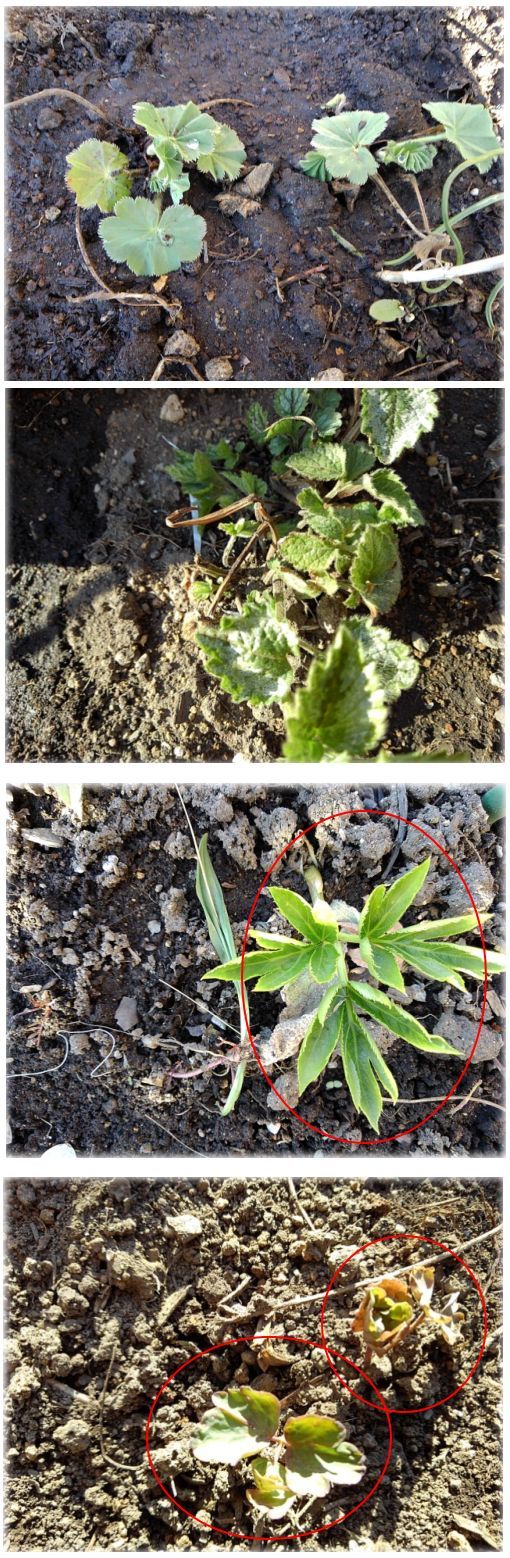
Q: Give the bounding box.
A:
[240,808,489,1145]
[320,1232,488,1415]
[145,1333,393,1542]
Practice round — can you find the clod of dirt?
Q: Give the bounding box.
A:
[204,357,234,380]
[53,1419,93,1454]
[159,393,185,423]
[164,331,201,359]
[164,1213,203,1242]
[107,1250,160,1301]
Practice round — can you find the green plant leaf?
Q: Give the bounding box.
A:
[269,886,338,944]
[348,980,460,1054]
[284,1414,365,1496]
[287,441,375,485]
[310,390,343,438]
[297,988,343,1093]
[279,531,338,575]
[65,139,132,212]
[263,414,316,446]
[147,146,186,195]
[348,618,418,700]
[360,388,439,464]
[339,999,398,1129]
[378,137,438,172]
[299,149,330,180]
[359,937,405,992]
[396,911,487,940]
[204,945,312,992]
[309,942,343,983]
[283,625,387,761]
[247,1458,296,1520]
[191,1386,280,1465]
[245,402,269,445]
[133,100,217,162]
[166,169,191,204]
[389,934,504,984]
[195,590,300,707]
[369,300,405,324]
[309,110,390,184]
[275,389,311,417]
[350,524,402,613]
[362,467,423,526]
[423,100,503,171]
[98,196,206,276]
[197,122,246,180]
[196,834,236,965]
[359,858,431,940]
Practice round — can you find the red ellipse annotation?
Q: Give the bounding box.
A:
[145,1333,393,1543]
[240,809,489,1145]
[321,1232,488,1416]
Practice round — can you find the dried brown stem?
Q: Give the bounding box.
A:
[6,86,116,124]
[165,494,256,530]
[207,514,276,615]
[372,170,426,239]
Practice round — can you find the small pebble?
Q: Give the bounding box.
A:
[37,108,63,131]
[204,357,234,380]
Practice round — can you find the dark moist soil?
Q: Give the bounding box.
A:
[6,6,503,383]
[6,386,504,762]
[5,1177,502,1550]
[7,783,504,1158]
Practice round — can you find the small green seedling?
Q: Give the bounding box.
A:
[166,385,441,761]
[190,1385,365,1523]
[369,299,405,324]
[301,100,503,325]
[352,1266,465,1361]
[202,855,505,1130]
[66,100,246,276]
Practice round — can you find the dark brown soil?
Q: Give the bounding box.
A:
[5,1176,502,1550]
[6,6,503,382]
[7,386,503,762]
[7,783,504,1158]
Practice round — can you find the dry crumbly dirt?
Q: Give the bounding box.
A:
[6,6,503,382]
[7,782,504,1158]
[7,386,504,763]
[5,1176,502,1550]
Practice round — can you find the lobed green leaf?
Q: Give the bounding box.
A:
[65,138,132,212]
[196,591,300,707]
[98,196,206,275]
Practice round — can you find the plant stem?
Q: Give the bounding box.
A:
[485,276,504,331]
[384,191,503,268]
[73,210,180,316]
[371,171,426,239]
[5,86,117,124]
[378,253,504,285]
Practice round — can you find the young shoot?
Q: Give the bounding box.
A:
[65,100,246,277]
[190,1384,365,1523]
[352,1266,465,1362]
[300,100,503,323]
[202,854,505,1130]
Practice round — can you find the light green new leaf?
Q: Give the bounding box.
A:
[197,122,246,180]
[310,110,389,184]
[98,196,206,275]
[296,488,350,541]
[133,100,216,161]
[166,170,191,204]
[309,941,343,983]
[348,980,460,1054]
[269,886,338,944]
[360,858,431,940]
[203,945,312,992]
[386,935,467,992]
[191,1386,280,1465]
[369,300,404,324]
[263,414,316,445]
[148,146,186,195]
[339,1000,398,1130]
[362,468,423,526]
[65,139,132,212]
[423,100,503,171]
[284,1414,365,1497]
[297,988,343,1093]
[360,388,439,464]
[348,618,418,701]
[247,1458,296,1520]
[379,137,438,172]
[300,148,330,180]
[391,911,486,940]
[196,591,300,707]
[350,524,402,613]
[287,441,375,485]
[282,624,388,762]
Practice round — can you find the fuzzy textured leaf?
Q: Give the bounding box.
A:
[350,525,402,613]
[196,591,300,706]
[423,100,502,171]
[348,618,418,701]
[98,196,206,276]
[362,468,423,527]
[65,139,132,212]
[360,389,438,465]
[279,531,338,575]
[287,441,375,485]
[282,625,387,762]
[133,100,216,163]
[300,149,330,180]
[310,111,389,184]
